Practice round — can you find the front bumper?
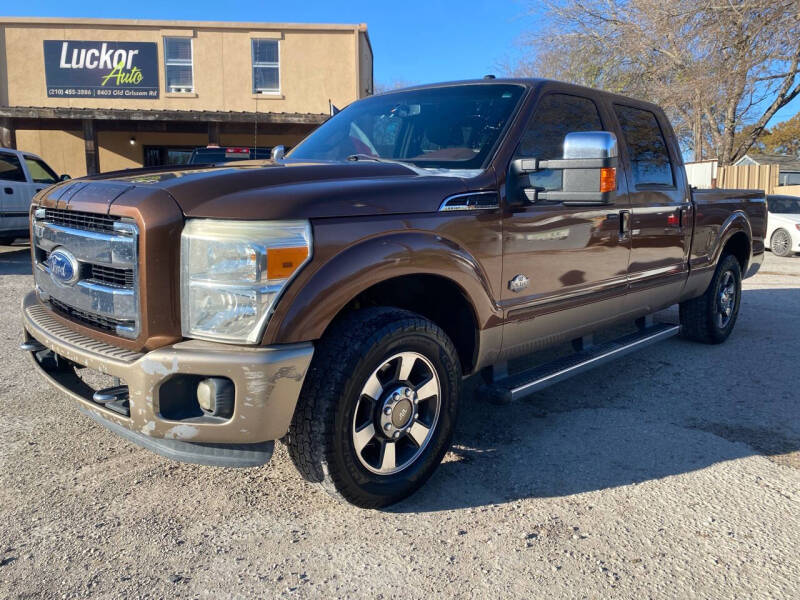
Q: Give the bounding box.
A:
[21,291,314,466]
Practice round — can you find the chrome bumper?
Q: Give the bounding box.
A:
[21,291,314,449]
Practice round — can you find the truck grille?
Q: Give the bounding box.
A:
[89,264,135,288]
[32,207,139,339]
[50,298,136,334]
[42,208,120,234]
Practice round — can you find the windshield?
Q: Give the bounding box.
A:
[768,196,800,214]
[289,84,526,170]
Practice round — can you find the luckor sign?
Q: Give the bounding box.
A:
[43,41,159,99]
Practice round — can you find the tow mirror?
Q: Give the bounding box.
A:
[508,131,618,206]
[271,145,285,161]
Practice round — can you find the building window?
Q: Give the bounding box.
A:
[251,39,280,94]
[164,37,194,93]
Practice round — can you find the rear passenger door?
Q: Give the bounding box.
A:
[612,104,691,311]
[0,151,29,233]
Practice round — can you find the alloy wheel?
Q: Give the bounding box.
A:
[351,351,441,475]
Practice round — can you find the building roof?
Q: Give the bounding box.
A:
[735,153,800,171]
[0,16,369,34]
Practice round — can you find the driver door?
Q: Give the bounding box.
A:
[500,91,632,359]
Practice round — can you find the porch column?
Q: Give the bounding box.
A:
[82,119,99,175]
[0,117,16,149]
[208,121,220,146]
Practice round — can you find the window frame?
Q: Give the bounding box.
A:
[163,36,194,94]
[612,103,676,190]
[251,39,280,95]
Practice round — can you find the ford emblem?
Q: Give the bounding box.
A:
[48,248,80,286]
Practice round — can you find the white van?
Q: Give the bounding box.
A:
[1,149,67,245]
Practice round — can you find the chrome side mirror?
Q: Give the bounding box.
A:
[563,131,618,160]
[508,131,619,206]
[271,145,285,161]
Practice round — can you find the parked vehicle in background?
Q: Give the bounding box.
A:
[0,149,67,245]
[188,146,273,165]
[21,79,767,508]
[766,195,800,257]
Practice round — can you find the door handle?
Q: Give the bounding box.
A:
[3,187,12,194]
[679,206,690,228]
[619,210,631,241]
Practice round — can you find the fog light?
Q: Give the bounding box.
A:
[196,377,234,418]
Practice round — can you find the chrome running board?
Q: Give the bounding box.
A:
[481,323,680,404]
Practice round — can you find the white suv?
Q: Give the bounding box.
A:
[1,149,67,245]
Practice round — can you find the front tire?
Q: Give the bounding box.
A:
[286,307,461,508]
[680,254,742,344]
[771,229,793,257]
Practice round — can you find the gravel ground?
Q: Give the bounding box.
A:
[1,242,798,599]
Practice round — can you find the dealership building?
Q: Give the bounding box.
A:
[0,17,373,177]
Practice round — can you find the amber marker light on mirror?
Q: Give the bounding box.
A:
[600,167,617,193]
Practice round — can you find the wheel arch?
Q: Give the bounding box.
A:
[714,211,752,273]
[264,231,500,375]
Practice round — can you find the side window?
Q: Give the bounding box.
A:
[251,39,280,94]
[23,157,58,184]
[614,105,674,187]
[0,153,26,183]
[164,37,194,93]
[516,94,603,191]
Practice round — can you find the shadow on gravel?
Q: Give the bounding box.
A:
[0,248,32,275]
[392,287,800,513]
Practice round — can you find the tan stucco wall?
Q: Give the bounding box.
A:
[16,129,84,177]
[1,19,369,114]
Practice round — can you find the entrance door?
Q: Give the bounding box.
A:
[500,91,632,359]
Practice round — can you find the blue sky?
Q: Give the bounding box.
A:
[5,0,798,125]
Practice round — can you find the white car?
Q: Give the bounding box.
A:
[766,195,800,257]
[0,148,67,245]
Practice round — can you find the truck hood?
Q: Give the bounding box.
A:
[88,159,476,219]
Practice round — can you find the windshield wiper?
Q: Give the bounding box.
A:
[346,154,410,166]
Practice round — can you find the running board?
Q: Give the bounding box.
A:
[481,323,681,404]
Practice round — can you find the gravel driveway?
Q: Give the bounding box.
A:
[1,243,798,599]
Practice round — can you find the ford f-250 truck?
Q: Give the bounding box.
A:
[21,79,766,508]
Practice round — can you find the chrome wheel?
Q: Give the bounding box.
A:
[715,270,737,329]
[351,351,441,475]
[771,230,792,257]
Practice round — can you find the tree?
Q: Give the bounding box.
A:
[510,1,800,164]
[760,112,800,155]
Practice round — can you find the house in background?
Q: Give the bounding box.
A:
[734,153,800,186]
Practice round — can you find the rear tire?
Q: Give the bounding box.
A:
[285,307,461,508]
[771,229,793,257]
[680,254,742,344]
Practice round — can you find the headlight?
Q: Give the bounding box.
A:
[180,219,312,343]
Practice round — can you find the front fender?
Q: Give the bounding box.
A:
[264,231,501,344]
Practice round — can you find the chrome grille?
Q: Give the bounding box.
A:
[32,208,139,339]
[42,208,120,234]
[50,298,136,334]
[89,264,135,288]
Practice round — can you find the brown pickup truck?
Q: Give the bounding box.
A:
[21,79,766,507]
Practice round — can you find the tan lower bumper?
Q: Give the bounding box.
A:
[21,291,314,445]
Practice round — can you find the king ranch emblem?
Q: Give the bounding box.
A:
[43,40,159,99]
